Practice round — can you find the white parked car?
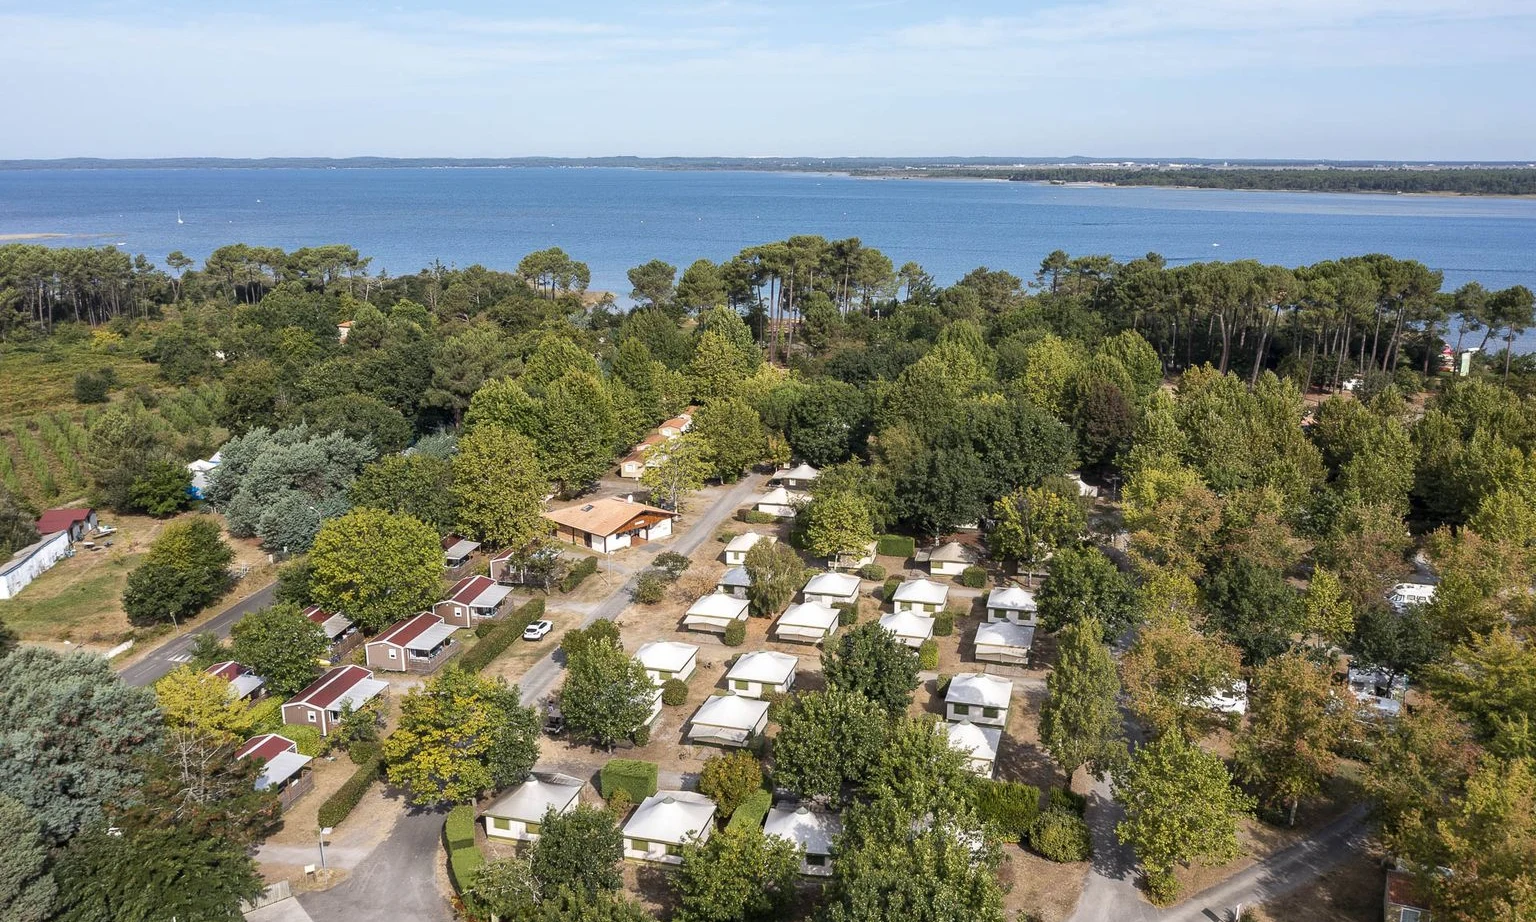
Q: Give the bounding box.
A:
[523,620,554,641]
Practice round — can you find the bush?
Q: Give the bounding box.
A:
[605,787,634,819]
[972,780,1042,840]
[458,599,543,672]
[877,534,915,558]
[661,678,689,706]
[725,789,772,832]
[918,639,938,670]
[560,557,599,592]
[1049,787,1088,816]
[600,759,659,803]
[445,804,477,850]
[933,610,955,637]
[882,576,903,601]
[631,724,650,747]
[1144,867,1179,906]
[834,601,859,626]
[633,572,667,604]
[1029,808,1092,862]
[935,674,952,697]
[246,697,284,734]
[317,756,383,829]
[447,843,486,899]
[959,566,988,589]
[474,619,500,639]
[717,529,739,544]
[653,551,692,579]
[285,725,323,757]
[73,369,114,403]
[699,750,765,818]
[348,741,383,765]
[763,690,788,722]
[857,563,886,581]
[723,619,746,647]
[739,509,778,524]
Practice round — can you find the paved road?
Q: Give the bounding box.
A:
[119,580,277,687]
[296,808,451,922]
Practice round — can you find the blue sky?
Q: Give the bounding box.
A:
[2,0,1532,159]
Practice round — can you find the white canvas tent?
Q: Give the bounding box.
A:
[944,720,1002,778]
[623,791,717,864]
[775,601,840,643]
[683,594,749,633]
[879,610,935,648]
[973,621,1035,666]
[687,695,770,747]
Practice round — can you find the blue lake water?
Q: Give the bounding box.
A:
[2,166,1534,346]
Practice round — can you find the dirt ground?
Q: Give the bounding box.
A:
[1249,843,1384,922]
[999,846,1088,922]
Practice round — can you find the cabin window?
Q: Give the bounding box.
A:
[666,843,683,856]
[734,680,750,690]
[629,839,647,851]
[388,650,397,659]
[490,817,511,831]
[1399,911,1423,922]
[983,707,1000,719]
[952,703,970,716]
[525,821,541,834]
[307,712,316,723]
[806,853,826,867]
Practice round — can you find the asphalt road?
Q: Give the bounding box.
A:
[118,580,277,687]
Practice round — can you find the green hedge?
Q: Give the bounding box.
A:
[448,844,485,899]
[316,756,383,829]
[918,639,938,670]
[834,601,859,626]
[972,780,1042,840]
[723,620,746,647]
[959,566,988,589]
[458,599,544,672]
[247,697,285,735]
[725,790,772,832]
[933,610,955,637]
[739,509,778,525]
[881,577,902,601]
[1030,807,1092,862]
[560,557,599,592]
[876,534,915,558]
[1049,787,1087,816]
[348,741,382,765]
[600,759,658,803]
[857,563,886,581]
[445,804,477,850]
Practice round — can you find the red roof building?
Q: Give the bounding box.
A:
[35,507,96,542]
[280,665,388,736]
[365,613,457,673]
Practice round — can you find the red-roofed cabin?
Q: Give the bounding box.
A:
[205,661,266,701]
[1385,869,1431,922]
[365,612,457,673]
[433,575,512,628]
[281,666,388,736]
[442,533,481,569]
[35,507,97,543]
[301,605,362,663]
[236,734,313,808]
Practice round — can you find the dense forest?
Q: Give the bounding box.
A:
[2,235,1536,921]
[998,167,1536,196]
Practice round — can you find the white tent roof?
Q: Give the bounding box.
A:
[894,578,948,605]
[483,772,584,822]
[757,487,805,507]
[728,651,797,684]
[1198,680,1248,715]
[879,611,935,641]
[725,532,774,554]
[928,541,976,563]
[764,805,842,854]
[635,641,698,674]
[803,572,860,597]
[405,620,459,652]
[778,602,839,631]
[719,566,752,588]
[974,621,1035,650]
[986,586,1037,611]
[254,750,312,790]
[686,594,749,620]
[624,791,716,845]
[773,463,820,482]
[691,694,770,731]
[333,678,388,712]
[945,720,1001,764]
[947,673,1013,709]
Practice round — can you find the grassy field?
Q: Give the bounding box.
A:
[0,516,164,644]
[0,345,158,418]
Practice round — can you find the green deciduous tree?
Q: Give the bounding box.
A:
[771,689,887,800]
[1424,627,1536,743]
[121,516,234,627]
[862,715,971,817]
[988,482,1085,580]
[467,856,539,921]
[228,602,328,696]
[348,453,458,533]
[383,668,540,805]
[540,371,618,495]
[452,423,550,549]
[821,621,920,716]
[560,636,655,749]
[1040,618,1126,786]
[1201,556,1302,665]
[531,803,625,896]
[152,666,256,743]
[743,539,806,617]
[1037,545,1135,641]
[308,507,443,633]
[1121,607,1243,741]
[1115,733,1253,905]
[1235,652,1356,825]
[0,483,38,558]
[800,489,876,564]
[699,751,765,819]
[640,432,709,511]
[674,826,800,922]
[692,398,767,481]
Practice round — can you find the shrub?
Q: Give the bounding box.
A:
[600,759,659,803]
[723,619,746,647]
[972,780,1042,840]
[73,369,113,403]
[1049,787,1088,816]
[933,609,955,637]
[918,639,938,670]
[699,750,765,818]
[959,566,988,589]
[724,790,772,832]
[632,572,667,604]
[763,690,788,722]
[717,529,739,544]
[739,509,777,524]
[317,756,383,828]
[1029,808,1092,862]
[1144,868,1180,906]
[348,741,383,765]
[881,576,903,601]
[857,563,886,581]
[935,674,952,696]
[605,787,634,818]
[445,804,477,850]
[246,697,284,734]
[653,551,692,579]
[631,724,650,747]
[661,678,689,706]
[285,725,324,757]
[458,599,543,672]
[834,601,859,626]
[876,534,915,558]
[560,557,599,592]
[447,843,486,899]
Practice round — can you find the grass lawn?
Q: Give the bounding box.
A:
[0,543,144,643]
[0,344,157,419]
